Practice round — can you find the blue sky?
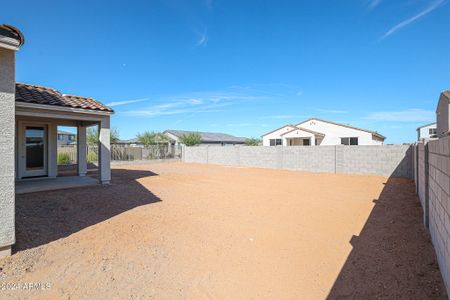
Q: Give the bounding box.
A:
[4,0,450,143]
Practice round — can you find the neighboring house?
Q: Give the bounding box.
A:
[416,122,437,142]
[164,130,247,146]
[0,25,114,257]
[57,130,76,145]
[115,138,144,147]
[262,118,385,146]
[436,91,450,138]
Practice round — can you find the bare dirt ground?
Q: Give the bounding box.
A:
[0,163,446,299]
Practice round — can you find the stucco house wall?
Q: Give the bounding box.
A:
[0,41,19,256]
[262,125,296,146]
[436,92,450,138]
[297,119,383,145]
[262,119,384,146]
[417,123,437,141]
[281,128,316,145]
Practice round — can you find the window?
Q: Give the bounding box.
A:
[58,134,62,140]
[69,135,74,141]
[341,137,358,145]
[303,139,310,146]
[429,128,437,135]
[269,139,282,146]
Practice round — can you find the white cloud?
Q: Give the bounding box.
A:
[315,108,348,114]
[122,88,267,118]
[368,0,382,10]
[364,108,435,122]
[196,31,208,47]
[106,98,149,107]
[381,0,446,39]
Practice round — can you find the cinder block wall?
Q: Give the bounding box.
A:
[415,137,450,292]
[0,48,16,255]
[183,144,413,178]
[336,145,413,178]
[183,146,208,164]
[281,146,336,173]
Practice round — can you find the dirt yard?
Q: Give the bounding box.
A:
[0,163,446,299]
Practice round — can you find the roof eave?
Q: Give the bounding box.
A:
[0,25,25,51]
[372,133,386,140]
[15,101,114,116]
[260,124,296,138]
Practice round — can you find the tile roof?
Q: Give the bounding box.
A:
[0,24,24,48]
[15,82,113,113]
[165,130,247,143]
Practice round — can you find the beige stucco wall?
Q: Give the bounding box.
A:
[0,47,16,254]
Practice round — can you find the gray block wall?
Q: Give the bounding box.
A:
[183,146,208,164]
[422,138,450,292]
[336,145,413,178]
[183,144,413,178]
[281,146,336,173]
[0,48,16,252]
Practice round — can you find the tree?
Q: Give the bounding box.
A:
[87,127,98,146]
[137,131,169,147]
[86,126,120,145]
[244,137,261,146]
[179,132,202,146]
[110,128,120,144]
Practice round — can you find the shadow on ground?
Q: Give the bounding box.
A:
[327,177,447,299]
[57,163,98,177]
[14,168,160,252]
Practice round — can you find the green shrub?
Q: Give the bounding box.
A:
[244,138,261,146]
[137,131,169,146]
[87,151,98,163]
[179,132,202,146]
[57,152,71,165]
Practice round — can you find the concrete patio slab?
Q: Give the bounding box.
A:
[15,176,98,194]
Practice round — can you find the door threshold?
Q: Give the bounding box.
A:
[16,176,54,182]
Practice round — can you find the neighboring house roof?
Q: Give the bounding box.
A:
[15,83,114,112]
[57,130,76,135]
[416,122,436,131]
[116,138,141,144]
[261,125,297,137]
[296,118,386,140]
[280,127,325,137]
[165,130,246,143]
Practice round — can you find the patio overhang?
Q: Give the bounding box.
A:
[15,96,113,185]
